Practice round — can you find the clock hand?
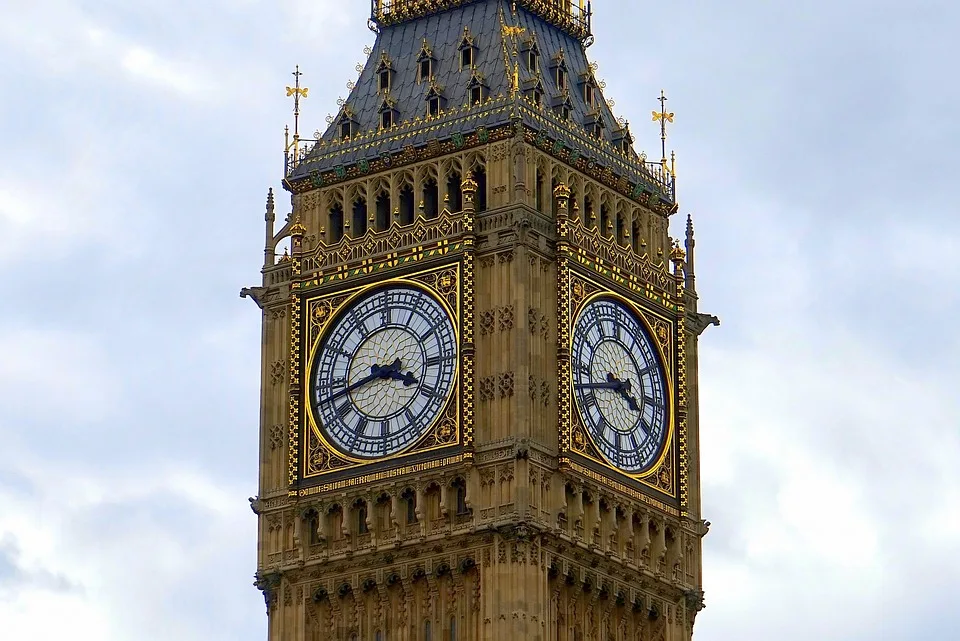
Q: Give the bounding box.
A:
[614,378,641,412]
[574,381,623,390]
[318,359,402,405]
[385,370,419,387]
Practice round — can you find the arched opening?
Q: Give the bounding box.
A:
[304,509,320,546]
[352,198,368,237]
[600,203,610,237]
[399,185,415,225]
[616,212,625,245]
[329,204,344,242]
[535,167,544,213]
[631,218,641,253]
[446,171,463,213]
[473,165,487,212]
[401,488,417,525]
[423,179,439,219]
[375,191,391,231]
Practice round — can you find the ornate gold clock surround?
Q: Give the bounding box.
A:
[554,184,690,517]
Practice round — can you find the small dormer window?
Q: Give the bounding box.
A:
[593,122,603,138]
[556,66,567,91]
[429,96,441,117]
[558,103,571,121]
[339,119,352,140]
[470,85,483,105]
[379,69,391,93]
[528,49,539,72]
[532,87,543,106]
[381,110,394,129]
[375,52,394,94]
[585,83,596,107]
[459,27,477,71]
[417,40,435,83]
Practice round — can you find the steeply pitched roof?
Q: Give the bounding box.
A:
[287,0,674,205]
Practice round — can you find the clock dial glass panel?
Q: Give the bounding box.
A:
[571,298,669,473]
[311,285,457,459]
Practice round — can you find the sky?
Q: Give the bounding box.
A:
[1,0,958,639]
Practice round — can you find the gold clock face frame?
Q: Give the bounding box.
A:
[569,292,672,475]
[299,265,465,481]
[308,282,459,461]
[564,271,680,497]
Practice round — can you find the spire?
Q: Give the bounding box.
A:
[265,188,276,265]
[684,213,696,293]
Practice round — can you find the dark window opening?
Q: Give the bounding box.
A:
[559,104,571,120]
[428,96,441,117]
[470,85,483,105]
[447,173,463,213]
[532,88,542,106]
[403,490,418,524]
[592,122,603,138]
[535,168,544,213]
[379,69,390,93]
[556,67,566,90]
[375,192,390,231]
[455,483,468,515]
[381,110,394,129]
[527,50,538,72]
[352,198,368,237]
[450,616,456,641]
[585,83,595,106]
[585,196,595,228]
[473,165,487,212]
[616,214,625,244]
[329,204,344,242]
[632,220,641,252]
[600,204,610,236]
[423,179,439,219]
[420,58,432,81]
[306,511,320,545]
[339,120,352,140]
[461,47,473,68]
[357,503,369,534]
[399,186,415,225]
[424,620,432,641]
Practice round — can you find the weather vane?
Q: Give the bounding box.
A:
[652,89,674,173]
[285,65,310,169]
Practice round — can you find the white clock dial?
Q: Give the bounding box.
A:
[311,285,457,458]
[571,297,669,473]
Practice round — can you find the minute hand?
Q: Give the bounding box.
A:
[573,382,624,390]
[319,359,401,405]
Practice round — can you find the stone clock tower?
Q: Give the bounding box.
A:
[243,1,717,639]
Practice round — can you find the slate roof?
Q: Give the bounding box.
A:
[287,0,674,203]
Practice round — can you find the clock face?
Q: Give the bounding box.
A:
[570,298,670,473]
[311,285,458,459]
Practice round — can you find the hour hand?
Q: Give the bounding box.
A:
[386,370,418,387]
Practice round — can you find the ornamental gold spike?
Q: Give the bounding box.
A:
[652,89,674,166]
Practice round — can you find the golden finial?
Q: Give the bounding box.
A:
[652,89,674,168]
[289,214,307,237]
[513,62,520,93]
[285,66,310,166]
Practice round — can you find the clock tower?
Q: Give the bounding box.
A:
[243,1,716,639]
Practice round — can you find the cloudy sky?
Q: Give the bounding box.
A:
[1,0,957,639]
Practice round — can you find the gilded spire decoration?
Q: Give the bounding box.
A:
[285,65,309,170]
[652,89,674,170]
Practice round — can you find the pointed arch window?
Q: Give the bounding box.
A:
[523,41,541,73]
[550,50,568,91]
[426,82,447,117]
[379,98,399,130]
[467,72,488,106]
[418,40,436,83]
[376,52,395,94]
[336,109,358,141]
[458,27,477,70]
